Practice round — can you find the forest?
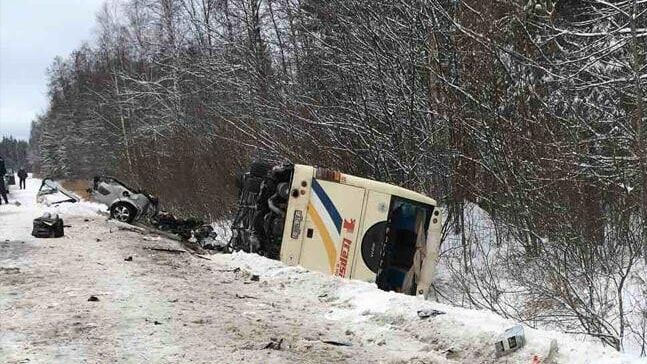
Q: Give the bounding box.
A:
[27,0,646,355]
[0,136,29,171]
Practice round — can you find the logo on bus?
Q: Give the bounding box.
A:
[336,218,356,277]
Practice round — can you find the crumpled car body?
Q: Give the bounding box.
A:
[89,176,158,223]
[37,178,80,204]
[89,176,219,248]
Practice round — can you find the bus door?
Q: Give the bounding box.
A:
[350,190,390,281]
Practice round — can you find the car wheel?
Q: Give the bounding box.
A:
[244,176,263,193]
[111,202,136,223]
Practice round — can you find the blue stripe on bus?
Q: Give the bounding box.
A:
[312,179,342,232]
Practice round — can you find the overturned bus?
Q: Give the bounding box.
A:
[230,163,442,297]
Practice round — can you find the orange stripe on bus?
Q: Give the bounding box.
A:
[307,203,337,273]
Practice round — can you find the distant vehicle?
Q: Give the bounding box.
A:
[89,176,159,223]
[3,170,15,197]
[5,169,16,186]
[1,177,8,198]
[230,163,443,297]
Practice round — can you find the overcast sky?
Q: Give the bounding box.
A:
[0,0,105,141]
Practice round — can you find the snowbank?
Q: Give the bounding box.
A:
[224,252,643,364]
[437,202,647,357]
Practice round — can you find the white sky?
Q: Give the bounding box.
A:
[0,0,105,141]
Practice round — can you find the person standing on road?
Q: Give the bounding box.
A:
[0,156,9,205]
[18,167,28,190]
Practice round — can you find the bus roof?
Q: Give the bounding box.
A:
[297,164,438,207]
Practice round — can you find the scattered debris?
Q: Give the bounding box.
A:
[417,309,445,319]
[154,212,221,250]
[494,324,525,357]
[321,340,353,347]
[199,236,227,251]
[214,268,240,273]
[191,318,210,325]
[143,318,163,325]
[264,338,284,350]
[31,213,64,238]
[143,247,186,254]
[87,295,100,302]
[531,339,559,363]
[153,212,202,239]
[110,221,147,234]
[235,293,258,300]
[124,256,133,262]
[250,274,260,282]
[317,293,333,303]
[107,209,219,250]
[443,348,459,359]
[0,267,20,274]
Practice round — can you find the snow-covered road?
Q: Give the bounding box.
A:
[0,177,50,240]
[0,179,643,363]
[0,177,106,240]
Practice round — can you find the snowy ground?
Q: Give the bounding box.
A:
[0,179,644,363]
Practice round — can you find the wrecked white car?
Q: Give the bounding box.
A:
[89,176,218,247]
[36,178,80,205]
[89,176,159,223]
[230,163,442,297]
